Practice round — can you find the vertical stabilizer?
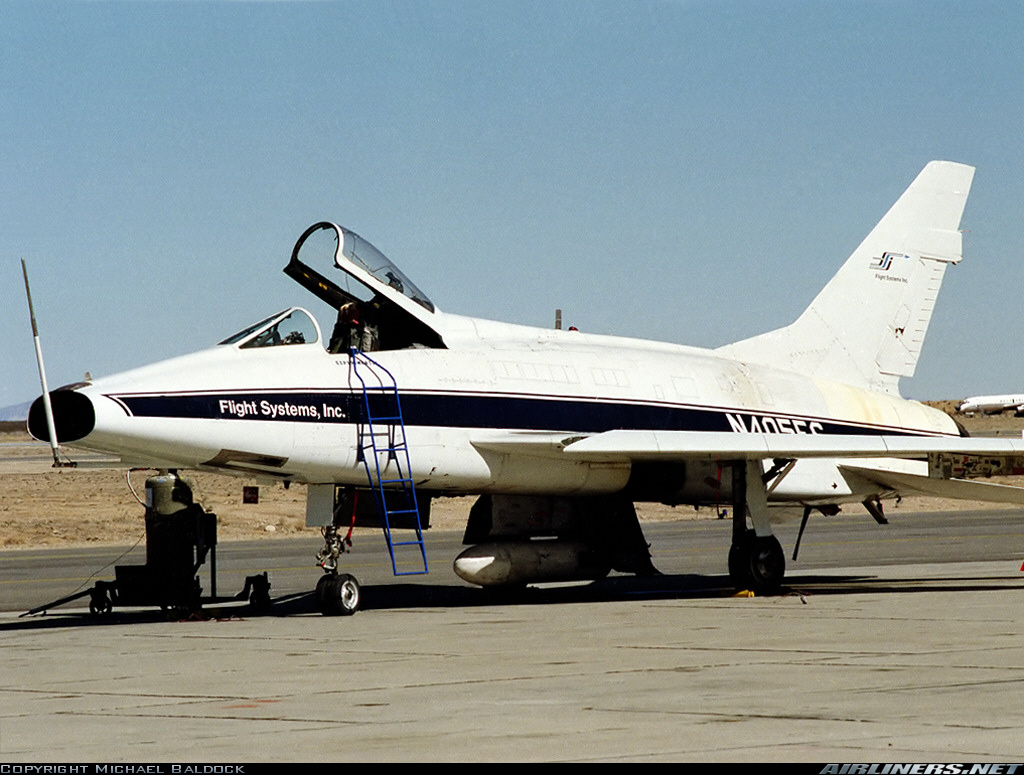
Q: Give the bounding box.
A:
[716,161,974,394]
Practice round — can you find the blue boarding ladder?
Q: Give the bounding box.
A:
[349,348,429,576]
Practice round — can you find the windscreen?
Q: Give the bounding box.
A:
[220,308,320,348]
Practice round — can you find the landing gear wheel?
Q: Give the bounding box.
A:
[316,573,361,616]
[749,534,785,594]
[729,530,785,595]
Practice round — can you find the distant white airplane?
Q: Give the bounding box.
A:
[27,160,1024,615]
[957,395,1024,416]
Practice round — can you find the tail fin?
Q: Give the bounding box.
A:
[716,160,974,394]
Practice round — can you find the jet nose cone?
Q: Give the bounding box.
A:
[27,387,96,443]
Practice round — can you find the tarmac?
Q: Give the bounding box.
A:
[4,546,1024,762]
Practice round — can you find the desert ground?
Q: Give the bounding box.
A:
[2,402,1023,550]
[0,429,712,549]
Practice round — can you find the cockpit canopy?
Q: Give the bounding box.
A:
[220,308,321,349]
[283,222,445,351]
[339,229,434,312]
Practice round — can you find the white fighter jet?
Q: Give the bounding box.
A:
[28,160,1024,614]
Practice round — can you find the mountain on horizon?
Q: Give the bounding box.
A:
[0,400,31,423]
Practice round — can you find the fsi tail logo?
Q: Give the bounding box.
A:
[870,251,909,271]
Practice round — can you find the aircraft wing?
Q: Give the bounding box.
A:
[557,430,1024,462]
[555,430,1024,504]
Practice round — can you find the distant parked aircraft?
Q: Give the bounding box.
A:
[957,395,1024,416]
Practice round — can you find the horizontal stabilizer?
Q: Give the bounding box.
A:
[840,464,1024,505]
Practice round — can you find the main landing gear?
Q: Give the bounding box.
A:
[728,460,786,594]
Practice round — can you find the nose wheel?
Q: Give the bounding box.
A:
[315,572,361,616]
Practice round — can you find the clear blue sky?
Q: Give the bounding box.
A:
[3,0,1023,410]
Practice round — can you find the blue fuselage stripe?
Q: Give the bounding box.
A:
[108,390,919,437]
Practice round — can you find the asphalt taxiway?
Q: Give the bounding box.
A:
[3,513,1024,762]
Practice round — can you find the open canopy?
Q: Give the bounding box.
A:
[283,222,445,351]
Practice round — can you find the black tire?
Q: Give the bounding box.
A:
[748,534,785,594]
[729,530,785,595]
[315,573,333,610]
[317,573,361,616]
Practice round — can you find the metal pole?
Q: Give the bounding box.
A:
[22,259,63,467]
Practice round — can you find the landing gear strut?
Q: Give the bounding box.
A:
[729,461,786,594]
[315,509,362,616]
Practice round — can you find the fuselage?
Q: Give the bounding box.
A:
[33,306,958,505]
[29,212,968,510]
